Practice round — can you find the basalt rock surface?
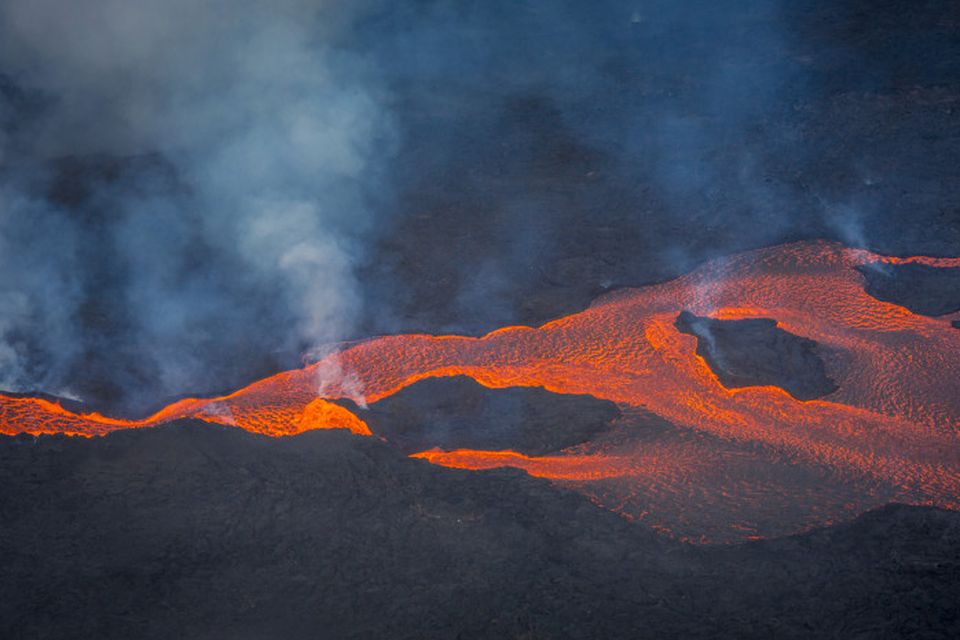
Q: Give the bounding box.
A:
[2,424,958,640]
[675,311,838,400]
[858,264,960,316]
[351,375,620,455]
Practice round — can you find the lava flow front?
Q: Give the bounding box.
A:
[3,240,960,542]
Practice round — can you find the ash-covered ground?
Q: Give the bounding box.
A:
[2,423,959,640]
[2,0,960,638]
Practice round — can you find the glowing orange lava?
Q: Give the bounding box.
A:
[3,240,959,541]
[0,389,370,437]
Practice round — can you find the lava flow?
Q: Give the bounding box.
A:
[0,387,371,438]
[3,240,960,541]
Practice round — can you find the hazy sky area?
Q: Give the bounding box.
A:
[0,0,957,411]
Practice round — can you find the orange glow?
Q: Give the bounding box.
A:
[0,390,370,437]
[411,447,687,481]
[3,240,960,540]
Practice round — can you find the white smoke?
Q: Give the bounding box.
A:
[0,0,392,403]
[307,344,367,408]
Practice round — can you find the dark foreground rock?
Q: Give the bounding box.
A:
[675,311,838,400]
[352,375,620,455]
[858,264,960,316]
[2,424,958,639]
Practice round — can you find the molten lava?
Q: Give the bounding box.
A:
[0,386,370,437]
[3,241,960,541]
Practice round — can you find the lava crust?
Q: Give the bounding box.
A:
[674,310,838,401]
[857,263,960,316]
[353,375,620,455]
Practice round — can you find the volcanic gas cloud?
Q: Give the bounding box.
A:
[3,240,960,541]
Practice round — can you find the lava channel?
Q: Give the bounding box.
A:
[3,240,960,541]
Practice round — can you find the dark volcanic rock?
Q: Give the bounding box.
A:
[953,320,960,330]
[858,263,960,316]
[706,504,960,638]
[2,424,959,639]
[0,422,663,640]
[356,0,960,341]
[675,311,837,400]
[354,375,620,455]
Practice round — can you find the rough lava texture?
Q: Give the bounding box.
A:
[674,310,838,400]
[351,375,620,455]
[1,423,958,640]
[1,2,959,637]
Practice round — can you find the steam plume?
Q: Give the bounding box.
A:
[0,0,391,409]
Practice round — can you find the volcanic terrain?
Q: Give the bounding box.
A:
[2,1,960,638]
